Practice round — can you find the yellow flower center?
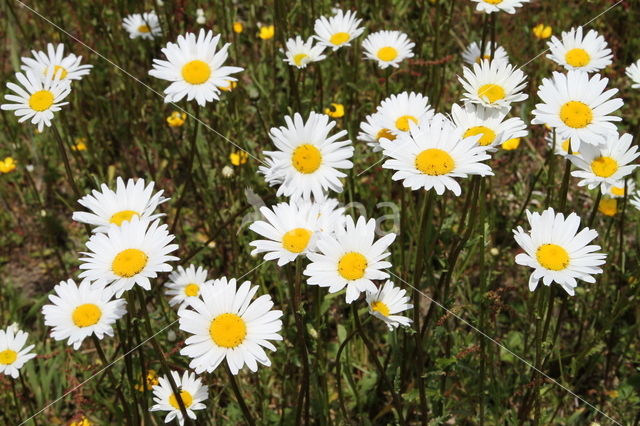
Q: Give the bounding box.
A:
[475,55,492,64]
[376,128,396,141]
[395,115,418,132]
[560,101,593,129]
[293,53,309,66]
[44,65,68,79]
[109,210,139,226]
[112,248,148,278]
[28,90,54,111]
[590,156,618,178]
[377,46,398,62]
[371,300,390,317]
[502,138,521,150]
[338,252,368,280]
[209,313,247,348]
[282,228,313,253]
[478,84,505,104]
[291,144,322,174]
[72,303,102,328]
[536,244,570,271]
[184,283,200,297]
[598,198,617,216]
[330,32,351,45]
[415,148,455,175]
[484,0,503,4]
[169,390,193,409]
[138,24,151,33]
[0,349,17,365]
[565,48,591,68]
[464,125,497,146]
[611,186,625,197]
[181,60,211,85]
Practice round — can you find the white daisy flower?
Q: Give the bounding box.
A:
[282,36,326,69]
[1,70,71,132]
[313,9,364,51]
[165,265,214,311]
[546,26,612,73]
[0,327,36,379]
[531,70,623,152]
[626,60,640,89]
[450,103,527,150]
[304,216,396,303]
[546,133,578,158]
[79,217,179,297]
[358,112,397,152]
[41,279,127,350]
[72,177,168,233]
[372,91,436,139]
[150,370,208,426]
[263,112,354,201]
[149,29,244,106]
[459,60,528,109]
[365,281,413,330]
[123,12,162,39]
[20,43,92,82]
[296,196,346,235]
[569,133,640,193]
[362,30,415,69]
[513,207,606,296]
[631,191,640,211]
[470,0,530,14]
[606,180,635,199]
[381,114,494,196]
[179,277,283,375]
[462,41,509,65]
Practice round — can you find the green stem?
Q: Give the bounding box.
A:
[335,329,358,425]
[224,363,256,426]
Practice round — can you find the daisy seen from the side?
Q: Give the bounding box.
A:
[470,0,530,14]
[21,43,92,82]
[366,281,413,330]
[283,36,326,69]
[450,102,527,150]
[123,12,162,39]
[626,60,640,89]
[462,41,509,65]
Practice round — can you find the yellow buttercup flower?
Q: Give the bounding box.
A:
[72,138,87,151]
[220,81,238,92]
[258,25,275,40]
[533,24,552,40]
[502,138,521,151]
[166,111,187,127]
[230,151,249,166]
[134,369,159,392]
[324,103,345,118]
[70,417,92,426]
[598,198,617,216]
[233,22,243,33]
[0,157,17,173]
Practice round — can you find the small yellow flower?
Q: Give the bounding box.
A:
[233,22,244,34]
[70,417,91,426]
[605,390,619,399]
[598,198,617,217]
[166,111,187,127]
[134,369,159,392]
[71,138,87,151]
[502,138,521,151]
[258,25,275,40]
[0,157,17,174]
[220,80,238,92]
[533,24,552,40]
[229,150,249,166]
[324,103,345,118]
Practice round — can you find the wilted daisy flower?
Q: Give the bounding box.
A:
[461,41,509,65]
[459,60,528,109]
[283,36,326,69]
[607,180,635,199]
[626,60,640,89]
[314,9,364,51]
[123,12,162,39]
[72,177,168,233]
[165,265,214,311]
[179,277,283,374]
[1,70,71,132]
[304,216,396,303]
[21,43,92,82]
[513,208,606,296]
[42,279,127,350]
[569,133,640,193]
[249,201,321,266]
[381,114,494,195]
[362,30,415,69]
[366,281,413,330]
[149,29,243,106]
[471,0,530,14]
[79,217,179,297]
[263,112,354,200]
[373,92,435,139]
[531,70,623,151]
[0,327,36,378]
[546,27,612,73]
[451,103,527,150]
[150,370,208,426]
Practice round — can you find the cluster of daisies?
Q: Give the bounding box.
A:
[283,8,414,70]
